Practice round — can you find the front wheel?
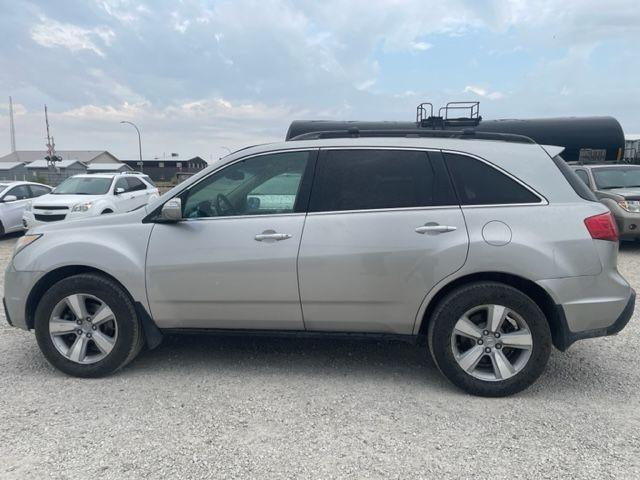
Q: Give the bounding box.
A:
[34,274,144,377]
[428,282,551,397]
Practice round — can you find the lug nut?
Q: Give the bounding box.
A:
[86,333,92,339]
[76,320,82,325]
[484,347,491,354]
[495,332,501,338]
[86,317,92,322]
[477,339,484,345]
[496,343,502,350]
[483,330,490,336]
[76,329,82,335]
[92,325,97,331]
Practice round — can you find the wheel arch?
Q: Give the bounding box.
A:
[416,271,566,350]
[26,266,132,330]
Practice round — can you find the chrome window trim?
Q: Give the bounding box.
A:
[306,205,461,217]
[182,212,305,222]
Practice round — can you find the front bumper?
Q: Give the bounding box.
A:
[613,211,640,238]
[23,210,93,229]
[3,262,43,330]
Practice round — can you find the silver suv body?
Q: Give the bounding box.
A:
[4,136,634,396]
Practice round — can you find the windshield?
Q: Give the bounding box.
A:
[592,168,640,189]
[53,177,113,195]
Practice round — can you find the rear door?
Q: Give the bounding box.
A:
[125,177,151,208]
[297,148,468,334]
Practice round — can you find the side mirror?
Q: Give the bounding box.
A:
[115,187,125,195]
[159,198,183,222]
[2,195,17,203]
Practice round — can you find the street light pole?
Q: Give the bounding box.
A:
[120,121,143,172]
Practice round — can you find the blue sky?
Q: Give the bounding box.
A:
[0,0,639,160]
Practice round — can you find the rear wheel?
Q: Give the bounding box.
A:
[428,282,551,397]
[34,274,144,377]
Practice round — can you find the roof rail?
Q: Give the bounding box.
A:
[288,128,536,144]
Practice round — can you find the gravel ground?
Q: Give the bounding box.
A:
[1,233,639,479]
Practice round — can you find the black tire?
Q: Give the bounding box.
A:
[101,209,113,214]
[428,282,551,397]
[34,273,144,378]
[0,221,5,237]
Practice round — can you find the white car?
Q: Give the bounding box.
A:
[0,181,52,236]
[23,172,159,228]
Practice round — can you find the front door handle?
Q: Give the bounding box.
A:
[415,223,457,234]
[255,230,292,242]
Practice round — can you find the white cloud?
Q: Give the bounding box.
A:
[410,41,432,51]
[464,85,504,100]
[30,17,114,56]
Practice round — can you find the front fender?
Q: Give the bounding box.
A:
[13,220,154,313]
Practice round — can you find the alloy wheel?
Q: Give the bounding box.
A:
[450,304,533,382]
[48,293,118,365]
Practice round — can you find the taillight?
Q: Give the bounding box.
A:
[584,212,619,242]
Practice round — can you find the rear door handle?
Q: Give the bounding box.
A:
[255,230,292,242]
[415,224,457,234]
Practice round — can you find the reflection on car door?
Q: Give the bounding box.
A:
[297,149,469,334]
[125,177,151,209]
[145,150,316,329]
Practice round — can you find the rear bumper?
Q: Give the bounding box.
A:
[554,289,635,350]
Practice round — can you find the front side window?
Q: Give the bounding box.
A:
[445,153,541,205]
[114,178,129,193]
[6,185,29,200]
[126,177,147,191]
[182,151,310,218]
[592,167,640,189]
[309,149,455,212]
[53,177,113,195]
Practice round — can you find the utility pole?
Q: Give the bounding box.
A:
[8,97,16,152]
[44,105,60,166]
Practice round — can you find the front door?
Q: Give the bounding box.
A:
[145,150,315,329]
[1,184,31,231]
[297,148,469,334]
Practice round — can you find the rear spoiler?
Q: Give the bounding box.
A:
[541,145,565,158]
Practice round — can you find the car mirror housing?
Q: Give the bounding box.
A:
[159,198,183,222]
[115,187,125,195]
[2,195,17,203]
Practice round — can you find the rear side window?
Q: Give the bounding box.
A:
[445,153,541,205]
[551,155,598,202]
[574,169,590,186]
[309,149,456,212]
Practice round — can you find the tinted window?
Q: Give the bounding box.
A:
[574,169,590,186]
[182,151,309,218]
[6,185,29,200]
[29,185,51,197]
[126,177,146,191]
[115,178,129,192]
[309,149,455,212]
[445,154,541,205]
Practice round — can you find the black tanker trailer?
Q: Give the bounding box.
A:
[286,102,626,163]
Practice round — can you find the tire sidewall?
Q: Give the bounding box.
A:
[429,283,551,397]
[34,275,139,377]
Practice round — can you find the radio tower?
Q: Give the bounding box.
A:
[9,97,16,153]
[44,105,60,166]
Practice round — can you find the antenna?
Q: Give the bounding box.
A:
[9,96,16,152]
[44,105,60,166]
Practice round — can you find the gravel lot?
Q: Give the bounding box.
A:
[1,233,639,479]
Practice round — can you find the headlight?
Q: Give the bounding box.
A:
[14,234,42,255]
[71,201,94,212]
[618,200,640,213]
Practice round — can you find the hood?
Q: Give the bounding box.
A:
[31,193,106,208]
[598,188,640,200]
[31,206,147,234]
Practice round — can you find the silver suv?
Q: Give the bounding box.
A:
[4,135,635,396]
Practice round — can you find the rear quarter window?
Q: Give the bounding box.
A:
[444,153,542,205]
[551,155,598,202]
